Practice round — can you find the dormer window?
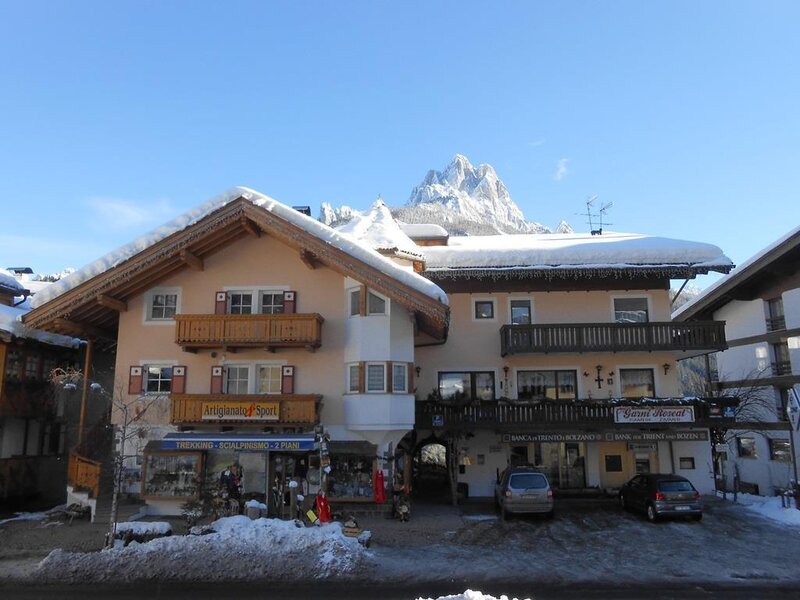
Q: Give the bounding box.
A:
[367,291,386,315]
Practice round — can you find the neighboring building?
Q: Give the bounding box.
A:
[23,189,448,516]
[0,268,81,509]
[674,226,800,496]
[22,187,737,516]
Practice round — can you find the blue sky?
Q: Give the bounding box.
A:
[1,2,798,289]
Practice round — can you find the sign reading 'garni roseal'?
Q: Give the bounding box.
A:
[613,406,695,424]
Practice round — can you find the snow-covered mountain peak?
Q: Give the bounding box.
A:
[407,155,548,234]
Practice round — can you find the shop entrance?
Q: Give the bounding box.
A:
[268,453,312,518]
[514,442,587,489]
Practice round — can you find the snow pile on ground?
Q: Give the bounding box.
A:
[35,516,367,582]
[734,493,800,526]
[114,521,172,535]
[0,510,52,527]
[418,591,530,600]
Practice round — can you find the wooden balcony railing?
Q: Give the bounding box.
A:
[174,313,324,351]
[67,451,100,498]
[766,316,786,332]
[500,321,727,356]
[171,393,321,426]
[772,361,793,377]
[416,398,737,431]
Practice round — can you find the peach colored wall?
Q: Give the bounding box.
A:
[113,234,348,425]
[415,289,682,400]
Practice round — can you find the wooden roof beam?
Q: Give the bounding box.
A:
[95,294,127,312]
[53,318,115,341]
[241,218,261,238]
[299,250,319,270]
[179,249,204,271]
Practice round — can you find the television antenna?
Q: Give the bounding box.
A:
[581,196,613,235]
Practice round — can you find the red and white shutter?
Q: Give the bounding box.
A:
[281,366,295,394]
[283,291,296,314]
[214,291,227,315]
[211,366,223,394]
[172,366,186,394]
[128,366,143,395]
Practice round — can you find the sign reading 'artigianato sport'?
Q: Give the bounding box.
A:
[201,401,280,421]
[613,406,695,424]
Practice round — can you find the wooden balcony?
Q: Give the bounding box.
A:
[416,398,738,432]
[500,321,727,356]
[174,313,324,351]
[170,393,321,427]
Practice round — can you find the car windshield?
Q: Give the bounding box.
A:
[509,473,547,489]
[658,480,694,492]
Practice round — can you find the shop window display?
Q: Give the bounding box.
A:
[143,452,202,498]
[328,455,374,499]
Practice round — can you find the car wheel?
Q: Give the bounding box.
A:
[619,494,626,510]
[646,503,658,523]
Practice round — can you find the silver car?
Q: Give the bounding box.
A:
[495,467,554,519]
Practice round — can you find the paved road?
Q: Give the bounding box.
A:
[1,581,798,599]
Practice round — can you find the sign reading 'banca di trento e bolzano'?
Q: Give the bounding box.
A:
[613,406,695,424]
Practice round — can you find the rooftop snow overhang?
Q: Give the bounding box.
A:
[424,263,733,282]
[22,189,450,342]
[674,225,800,321]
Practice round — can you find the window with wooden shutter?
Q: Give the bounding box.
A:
[128,366,143,395]
[281,366,295,394]
[210,366,223,394]
[172,366,187,394]
[283,291,296,314]
[214,292,227,315]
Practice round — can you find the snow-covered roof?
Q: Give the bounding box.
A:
[398,222,449,239]
[673,225,800,320]
[0,302,81,347]
[423,231,733,278]
[31,187,448,308]
[336,200,424,260]
[0,267,27,295]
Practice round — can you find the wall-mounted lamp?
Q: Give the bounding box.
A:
[415,366,421,377]
[663,363,671,375]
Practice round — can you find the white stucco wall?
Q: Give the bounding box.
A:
[715,299,767,340]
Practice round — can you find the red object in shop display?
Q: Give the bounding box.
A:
[373,470,386,504]
[315,491,331,523]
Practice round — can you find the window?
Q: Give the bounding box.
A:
[257,365,282,394]
[517,370,577,401]
[24,355,41,379]
[229,292,253,315]
[348,364,360,392]
[769,439,791,462]
[679,457,696,470]
[737,437,757,458]
[225,366,250,394]
[392,363,407,393]
[620,368,655,398]
[614,297,649,323]
[149,292,178,320]
[367,291,386,315]
[474,300,495,320]
[767,298,786,331]
[349,289,361,316]
[772,342,791,376]
[145,366,172,393]
[366,363,386,392]
[260,292,284,315]
[438,371,495,403]
[510,299,531,325]
[605,455,623,472]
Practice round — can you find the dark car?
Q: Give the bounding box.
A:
[619,474,703,522]
[494,466,554,519]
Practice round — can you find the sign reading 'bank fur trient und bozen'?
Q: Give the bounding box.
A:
[201,401,280,421]
[613,406,695,424]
